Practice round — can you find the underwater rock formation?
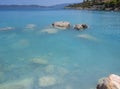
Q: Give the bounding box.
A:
[39,76,56,87]
[0,27,14,31]
[0,78,33,89]
[45,65,55,73]
[31,57,48,65]
[58,67,69,77]
[52,21,70,29]
[25,24,36,29]
[77,34,97,41]
[11,39,29,49]
[97,74,120,89]
[74,24,88,30]
[41,28,58,34]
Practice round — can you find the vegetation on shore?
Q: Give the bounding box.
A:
[66,0,120,11]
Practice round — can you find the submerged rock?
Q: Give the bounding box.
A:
[25,24,36,29]
[74,24,88,30]
[52,21,70,29]
[0,78,33,89]
[77,34,97,41]
[0,27,15,31]
[0,72,4,82]
[97,74,120,89]
[66,85,73,89]
[45,65,55,73]
[11,39,29,49]
[39,76,56,87]
[41,28,58,34]
[58,67,69,77]
[31,57,48,65]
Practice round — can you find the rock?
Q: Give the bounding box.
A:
[114,8,120,11]
[11,39,29,49]
[105,8,113,11]
[31,57,48,65]
[66,85,73,89]
[0,72,4,82]
[41,28,58,34]
[96,74,120,89]
[74,24,88,30]
[45,65,55,73]
[0,78,33,89]
[52,21,70,29]
[25,24,36,29]
[77,34,98,41]
[39,76,56,87]
[58,67,69,77]
[0,27,14,31]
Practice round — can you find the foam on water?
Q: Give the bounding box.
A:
[0,10,120,89]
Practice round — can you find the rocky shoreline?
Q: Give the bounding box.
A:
[65,1,120,11]
[65,6,120,11]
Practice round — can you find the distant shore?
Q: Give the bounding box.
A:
[65,1,120,11]
[65,6,120,11]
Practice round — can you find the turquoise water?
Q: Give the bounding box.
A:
[0,9,120,89]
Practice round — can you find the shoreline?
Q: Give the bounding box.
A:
[65,7,120,12]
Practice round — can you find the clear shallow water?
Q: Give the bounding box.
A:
[0,9,120,89]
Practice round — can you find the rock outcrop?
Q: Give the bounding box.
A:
[74,24,88,30]
[52,21,70,29]
[97,74,120,89]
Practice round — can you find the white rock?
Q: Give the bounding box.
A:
[52,21,70,29]
[97,74,120,89]
[39,76,56,87]
[74,24,88,30]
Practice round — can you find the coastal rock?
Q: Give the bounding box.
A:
[105,8,113,11]
[74,24,88,30]
[114,8,120,11]
[97,74,120,89]
[52,21,70,29]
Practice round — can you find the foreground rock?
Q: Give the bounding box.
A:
[52,21,70,29]
[97,74,120,89]
[74,24,88,30]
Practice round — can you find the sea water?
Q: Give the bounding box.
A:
[0,9,120,89]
